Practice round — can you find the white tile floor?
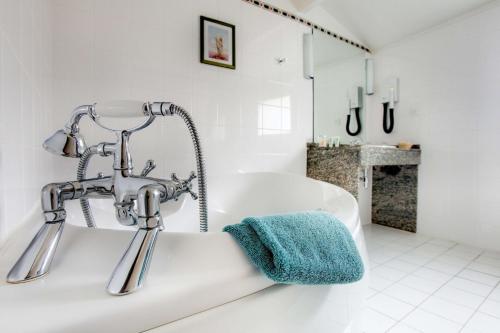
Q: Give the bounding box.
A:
[361,224,500,333]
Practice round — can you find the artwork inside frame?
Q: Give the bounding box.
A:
[200,16,236,69]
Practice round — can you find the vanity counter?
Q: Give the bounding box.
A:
[360,144,421,166]
[307,143,421,167]
[307,143,421,232]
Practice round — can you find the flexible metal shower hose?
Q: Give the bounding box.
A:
[77,147,97,228]
[77,104,208,232]
[168,104,208,232]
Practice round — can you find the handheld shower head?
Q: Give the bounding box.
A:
[43,105,91,158]
[43,129,87,158]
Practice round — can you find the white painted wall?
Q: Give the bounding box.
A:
[366,3,500,250]
[0,0,55,244]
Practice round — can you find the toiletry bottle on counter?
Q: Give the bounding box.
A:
[318,135,327,147]
[330,136,340,148]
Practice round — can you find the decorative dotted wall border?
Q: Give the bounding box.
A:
[241,0,371,53]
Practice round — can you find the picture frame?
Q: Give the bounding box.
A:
[200,16,236,70]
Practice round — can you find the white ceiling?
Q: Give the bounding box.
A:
[313,31,364,67]
[289,0,324,12]
[317,0,494,50]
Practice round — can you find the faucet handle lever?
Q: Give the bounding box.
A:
[171,171,198,200]
[141,160,156,177]
[188,189,198,200]
[186,172,198,200]
[187,171,197,182]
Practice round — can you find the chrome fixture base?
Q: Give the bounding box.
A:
[7,101,207,295]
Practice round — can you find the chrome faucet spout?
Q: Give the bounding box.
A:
[107,185,164,295]
[7,100,206,295]
[7,222,64,283]
[107,227,161,295]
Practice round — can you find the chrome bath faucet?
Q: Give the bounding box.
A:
[6,101,207,295]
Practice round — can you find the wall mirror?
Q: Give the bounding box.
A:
[310,31,368,145]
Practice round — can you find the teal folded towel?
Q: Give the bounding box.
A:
[223,211,364,284]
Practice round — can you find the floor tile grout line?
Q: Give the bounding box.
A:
[424,252,487,330]
[364,227,493,332]
[459,271,500,332]
[368,235,456,293]
[364,306,407,325]
[366,237,459,331]
[372,240,499,296]
[370,241,455,296]
[452,269,500,287]
[382,241,469,332]
[363,229,434,331]
[364,225,500,332]
[465,265,500,278]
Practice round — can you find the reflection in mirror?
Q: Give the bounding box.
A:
[312,31,367,145]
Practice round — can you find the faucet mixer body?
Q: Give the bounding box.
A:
[6,101,206,295]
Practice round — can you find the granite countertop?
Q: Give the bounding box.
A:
[360,145,421,166]
[307,143,421,166]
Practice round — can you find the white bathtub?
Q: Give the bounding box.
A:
[0,172,368,333]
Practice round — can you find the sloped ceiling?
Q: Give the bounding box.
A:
[316,0,495,50]
[289,0,324,12]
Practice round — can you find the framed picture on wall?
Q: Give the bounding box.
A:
[200,16,236,69]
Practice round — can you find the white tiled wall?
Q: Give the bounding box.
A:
[10,0,497,256]
[0,0,55,244]
[2,0,361,243]
[50,0,313,183]
[366,4,500,251]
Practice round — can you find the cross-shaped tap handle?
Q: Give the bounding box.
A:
[186,172,197,200]
[188,190,198,200]
[171,173,179,182]
[187,171,197,182]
